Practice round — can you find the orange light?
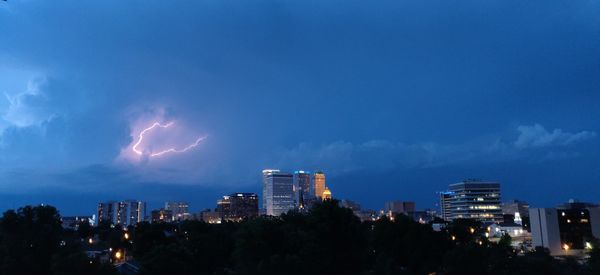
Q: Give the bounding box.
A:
[115,251,122,260]
[563,244,569,251]
[451,235,456,241]
[124,232,129,240]
[88,238,93,244]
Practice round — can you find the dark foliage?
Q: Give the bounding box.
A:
[1,202,598,275]
[0,205,115,275]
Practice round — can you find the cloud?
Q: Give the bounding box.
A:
[514,124,596,149]
[1,77,56,130]
[274,124,597,175]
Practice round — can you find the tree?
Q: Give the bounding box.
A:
[498,233,512,248]
[0,205,115,275]
[77,220,93,239]
[370,214,451,274]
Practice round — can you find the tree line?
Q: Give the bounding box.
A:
[0,201,599,274]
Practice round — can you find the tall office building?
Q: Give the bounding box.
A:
[217,193,259,221]
[97,201,116,225]
[165,201,190,221]
[262,170,295,216]
[294,171,312,207]
[439,192,453,221]
[530,200,600,255]
[97,200,146,228]
[439,180,502,222]
[313,171,326,199]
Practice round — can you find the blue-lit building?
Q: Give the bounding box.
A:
[439,180,502,222]
[262,170,295,216]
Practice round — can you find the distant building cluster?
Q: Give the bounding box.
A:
[262,169,333,216]
[87,170,600,260]
[97,200,146,228]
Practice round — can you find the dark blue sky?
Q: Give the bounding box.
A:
[1,0,599,215]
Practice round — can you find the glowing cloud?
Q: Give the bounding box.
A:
[132,121,207,157]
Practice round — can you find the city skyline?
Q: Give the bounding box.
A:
[1,1,600,216]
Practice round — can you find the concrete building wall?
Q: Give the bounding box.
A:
[589,207,600,239]
[530,208,562,255]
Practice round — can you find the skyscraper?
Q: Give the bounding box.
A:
[313,171,326,199]
[165,201,190,221]
[97,201,116,225]
[97,200,146,228]
[439,180,502,222]
[262,169,295,216]
[439,192,453,221]
[294,171,312,207]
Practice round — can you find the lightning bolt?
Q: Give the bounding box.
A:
[132,122,206,157]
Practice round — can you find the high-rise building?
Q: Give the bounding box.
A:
[439,192,453,221]
[530,200,600,255]
[165,201,190,221]
[384,201,416,215]
[313,171,326,199]
[439,180,502,222]
[218,193,259,221]
[294,171,312,208]
[97,200,146,228]
[97,201,116,225]
[262,169,295,216]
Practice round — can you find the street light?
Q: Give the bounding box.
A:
[115,251,122,261]
[88,238,93,244]
[124,232,129,240]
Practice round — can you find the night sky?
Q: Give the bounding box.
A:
[1,0,599,215]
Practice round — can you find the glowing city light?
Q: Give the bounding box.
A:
[131,121,206,157]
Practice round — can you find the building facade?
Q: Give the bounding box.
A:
[165,201,190,221]
[97,200,146,228]
[218,193,259,221]
[530,201,600,255]
[262,170,295,216]
[439,192,453,221]
[294,171,312,208]
[439,180,502,222]
[312,171,326,199]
